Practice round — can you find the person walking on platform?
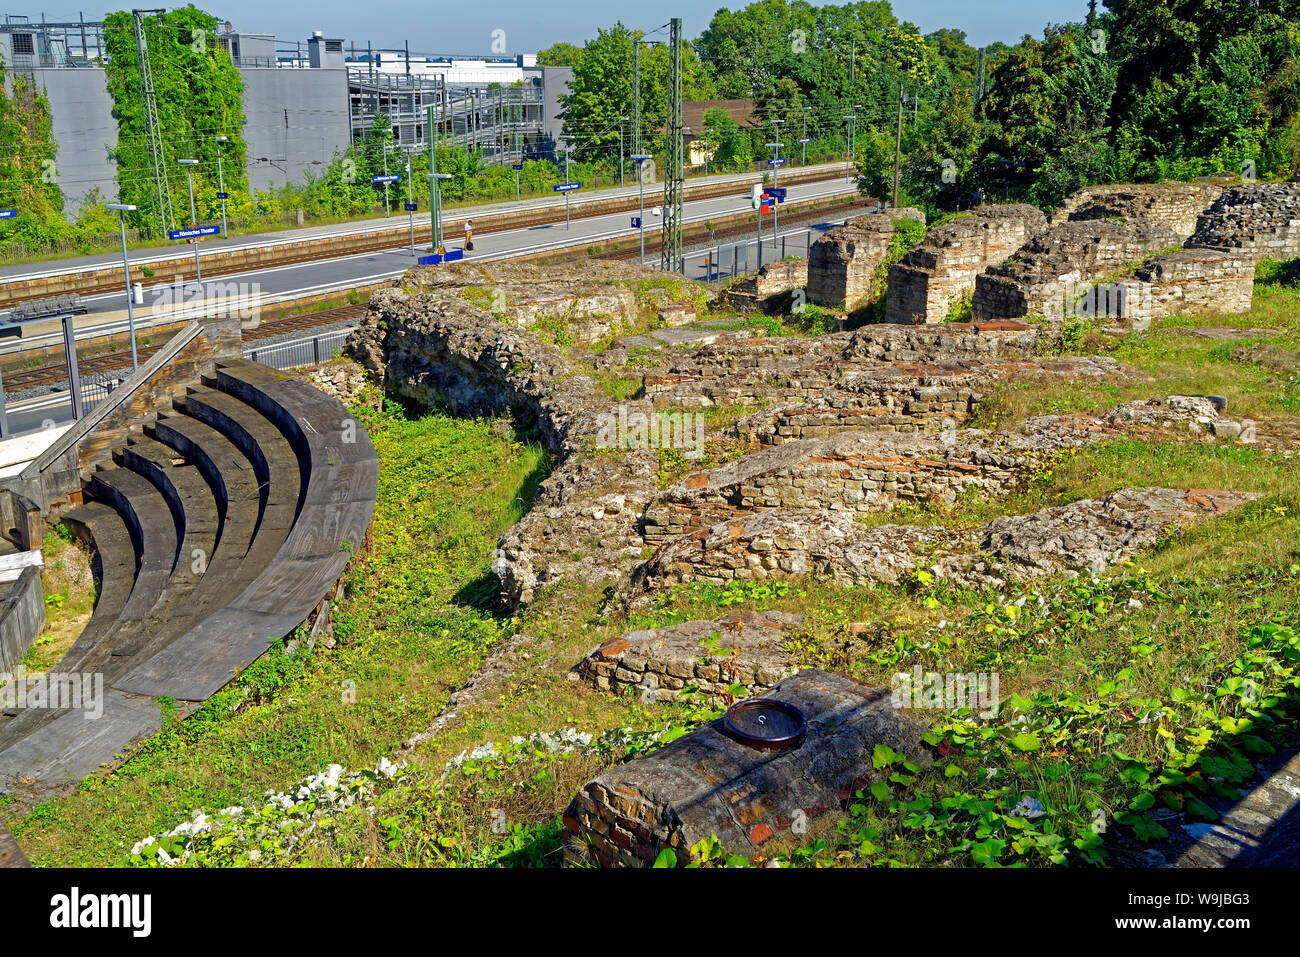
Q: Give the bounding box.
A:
[464,219,474,252]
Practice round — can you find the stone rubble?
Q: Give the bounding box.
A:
[574,610,803,703]
[622,487,1260,606]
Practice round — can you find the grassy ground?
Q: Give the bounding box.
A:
[4,265,1299,868]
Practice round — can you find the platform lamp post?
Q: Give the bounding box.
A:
[381,139,393,217]
[214,136,230,238]
[428,172,451,251]
[632,154,651,265]
[178,159,202,284]
[801,107,811,167]
[702,128,713,176]
[106,202,141,372]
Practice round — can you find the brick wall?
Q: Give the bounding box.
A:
[886,204,1046,324]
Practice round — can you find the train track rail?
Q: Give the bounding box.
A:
[1,190,867,398]
[2,302,368,396]
[0,169,846,309]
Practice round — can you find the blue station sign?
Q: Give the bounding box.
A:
[553,182,582,192]
[372,174,401,184]
[0,210,16,219]
[168,225,221,240]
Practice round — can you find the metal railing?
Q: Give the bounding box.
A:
[243,329,352,371]
[681,226,822,282]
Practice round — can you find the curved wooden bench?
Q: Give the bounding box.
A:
[115,361,378,703]
[0,358,379,793]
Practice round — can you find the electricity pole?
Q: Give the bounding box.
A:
[631,39,641,158]
[661,18,684,273]
[843,111,856,183]
[133,8,173,235]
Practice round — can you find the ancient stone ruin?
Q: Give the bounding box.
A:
[1188,182,1300,260]
[624,487,1258,605]
[886,204,1046,324]
[342,237,1277,867]
[806,207,924,312]
[1053,182,1226,241]
[561,669,929,867]
[722,258,808,314]
[575,610,801,703]
[970,181,1257,327]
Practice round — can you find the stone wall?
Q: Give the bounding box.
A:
[641,321,1047,414]
[972,217,1183,321]
[561,669,929,866]
[640,418,1125,545]
[575,611,801,703]
[348,287,659,607]
[722,258,809,314]
[1114,247,1256,328]
[1188,182,1300,260]
[886,205,1047,324]
[807,208,924,312]
[395,259,707,346]
[625,488,1258,604]
[1054,182,1227,241]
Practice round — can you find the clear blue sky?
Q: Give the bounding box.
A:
[189,0,1088,56]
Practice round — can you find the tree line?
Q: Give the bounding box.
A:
[542,0,1300,214]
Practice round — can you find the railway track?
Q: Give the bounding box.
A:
[1,302,368,396]
[1,191,867,399]
[0,168,846,309]
[578,194,869,263]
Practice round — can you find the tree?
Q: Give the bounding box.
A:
[559,22,715,164]
[703,106,754,171]
[537,42,584,68]
[853,127,896,204]
[903,91,983,213]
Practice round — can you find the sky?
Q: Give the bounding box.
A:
[82,0,1089,57]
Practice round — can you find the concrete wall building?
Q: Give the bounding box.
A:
[2,15,571,214]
